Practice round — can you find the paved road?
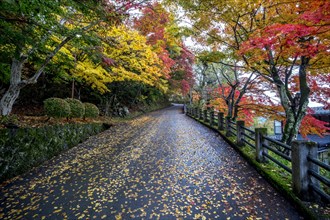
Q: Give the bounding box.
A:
[0,105,303,219]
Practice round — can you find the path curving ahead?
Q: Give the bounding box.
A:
[0,105,303,219]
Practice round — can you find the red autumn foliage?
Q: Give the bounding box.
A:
[238,0,330,139]
[210,86,255,126]
[134,3,195,94]
[300,114,329,138]
[173,44,195,95]
[133,3,175,78]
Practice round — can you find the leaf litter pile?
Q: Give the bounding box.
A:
[0,106,303,219]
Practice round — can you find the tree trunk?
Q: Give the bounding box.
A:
[281,57,310,146]
[226,86,236,119]
[0,85,21,116]
[226,99,233,118]
[233,104,239,120]
[71,79,75,99]
[281,97,308,146]
[105,97,110,116]
[0,59,25,116]
[282,111,297,146]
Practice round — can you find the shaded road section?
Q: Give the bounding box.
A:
[0,105,303,219]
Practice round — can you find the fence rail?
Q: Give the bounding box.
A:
[307,156,330,202]
[229,120,236,125]
[242,132,255,142]
[308,156,330,171]
[263,136,292,152]
[229,124,237,131]
[242,138,255,149]
[262,152,292,173]
[262,143,292,162]
[186,106,329,204]
[241,126,255,134]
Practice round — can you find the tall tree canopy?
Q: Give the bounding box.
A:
[172,0,330,144]
[0,0,151,115]
[134,2,195,96]
[54,24,167,94]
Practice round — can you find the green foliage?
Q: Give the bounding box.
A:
[0,114,18,125]
[0,0,102,62]
[44,98,71,118]
[84,103,99,118]
[0,63,10,84]
[65,98,85,118]
[0,123,105,182]
[0,0,172,117]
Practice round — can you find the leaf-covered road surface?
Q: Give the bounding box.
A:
[0,105,304,219]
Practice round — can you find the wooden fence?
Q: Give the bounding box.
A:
[186,106,330,204]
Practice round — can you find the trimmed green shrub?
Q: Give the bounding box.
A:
[44,98,71,118]
[84,103,99,118]
[65,98,85,118]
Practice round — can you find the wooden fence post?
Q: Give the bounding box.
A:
[218,112,224,130]
[236,121,245,146]
[291,141,319,201]
[225,116,232,137]
[255,128,268,163]
[199,108,203,120]
[203,109,208,122]
[210,110,214,127]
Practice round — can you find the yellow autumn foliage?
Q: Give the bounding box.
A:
[102,25,168,93]
[74,60,112,94]
[52,25,168,94]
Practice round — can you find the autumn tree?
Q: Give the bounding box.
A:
[0,0,151,116]
[54,24,167,95]
[173,0,330,144]
[170,0,271,116]
[197,53,276,126]
[239,0,330,144]
[101,25,168,92]
[170,44,195,96]
[211,66,255,121]
[134,2,195,96]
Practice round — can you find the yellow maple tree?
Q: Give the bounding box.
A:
[52,25,168,94]
[101,25,168,93]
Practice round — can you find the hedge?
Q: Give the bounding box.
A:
[0,123,106,182]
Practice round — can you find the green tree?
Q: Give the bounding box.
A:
[0,0,150,116]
